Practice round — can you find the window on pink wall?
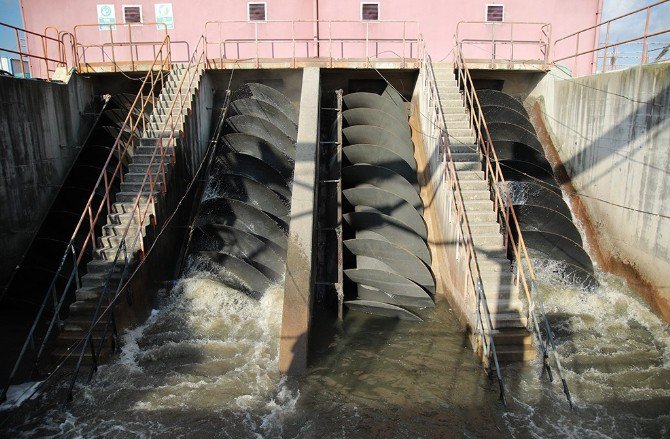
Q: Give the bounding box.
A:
[485,4,504,22]
[123,5,143,23]
[361,3,379,21]
[248,2,267,21]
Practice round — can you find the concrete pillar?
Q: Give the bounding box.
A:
[279,67,320,375]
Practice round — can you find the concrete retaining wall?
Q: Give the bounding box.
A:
[0,74,97,290]
[528,63,670,321]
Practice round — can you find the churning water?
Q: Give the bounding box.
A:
[500,265,670,438]
[3,209,670,438]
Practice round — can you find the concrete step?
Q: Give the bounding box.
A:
[444,113,469,123]
[490,311,527,329]
[466,221,500,235]
[134,145,175,157]
[450,153,479,162]
[102,222,141,238]
[454,170,486,181]
[110,200,154,217]
[131,153,173,165]
[99,232,143,250]
[447,121,471,130]
[438,91,461,101]
[494,344,537,362]
[472,233,505,250]
[115,191,160,203]
[86,259,124,275]
[127,162,172,175]
[493,328,533,346]
[460,189,491,201]
[448,128,475,138]
[96,241,141,261]
[145,128,183,139]
[483,297,524,314]
[449,136,477,145]
[120,180,164,194]
[80,271,122,288]
[454,178,487,191]
[459,209,496,223]
[75,286,106,301]
[449,144,477,155]
[471,257,511,274]
[123,170,170,184]
[154,106,189,116]
[443,106,467,116]
[107,211,143,227]
[440,99,464,108]
[149,114,184,126]
[453,161,481,171]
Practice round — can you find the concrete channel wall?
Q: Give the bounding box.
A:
[529,63,670,321]
[0,74,97,290]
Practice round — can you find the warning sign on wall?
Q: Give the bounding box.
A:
[97,4,116,31]
[155,4,174,30]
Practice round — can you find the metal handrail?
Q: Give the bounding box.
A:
[455,21,552,66]
[64,35,207,404]
[72,22,169,72]
[553,0,670,74]
[418,44,506,405]
[204,19,420,68]
[0,21,66,79]
[452,45,573,407]
[0,35,172,403]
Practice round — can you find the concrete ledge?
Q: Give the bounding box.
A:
[279,67,320,375]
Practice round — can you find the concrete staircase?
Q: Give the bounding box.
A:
[51,63,203,367]
[432,63,535,363]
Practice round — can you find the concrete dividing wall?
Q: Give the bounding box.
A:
[528,63,670,321]
[280,67,319,375]
[0,74,96,290]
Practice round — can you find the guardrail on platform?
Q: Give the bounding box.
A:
[455,21,551,67]
[204,19,421,67]
[554,0,670,74]
[0,21,66,79]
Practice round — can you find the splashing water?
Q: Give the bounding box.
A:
[501,262,670,438]
[4,273,299,438]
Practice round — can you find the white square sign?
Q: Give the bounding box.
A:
[97,4,116,31]
[155,4,174,30]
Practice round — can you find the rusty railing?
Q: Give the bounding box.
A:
[204,19,421,68]
[452,45,573,407]
[418,46,507,405]
[554,0,670,74]
[1,35,173,403]
[73,22,173,72]
[455,21,551,67]
[63,35,208,404]
[0,21,66,79]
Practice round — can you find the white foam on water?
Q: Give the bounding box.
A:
[5,268,298,437]
[118,308,160,372]
[0,381,42,411]
[502,259,670,438]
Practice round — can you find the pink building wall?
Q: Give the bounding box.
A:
[20,0,600,76]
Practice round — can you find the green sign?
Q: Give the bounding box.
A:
[97,4,116,31]
[155,4,174,30]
